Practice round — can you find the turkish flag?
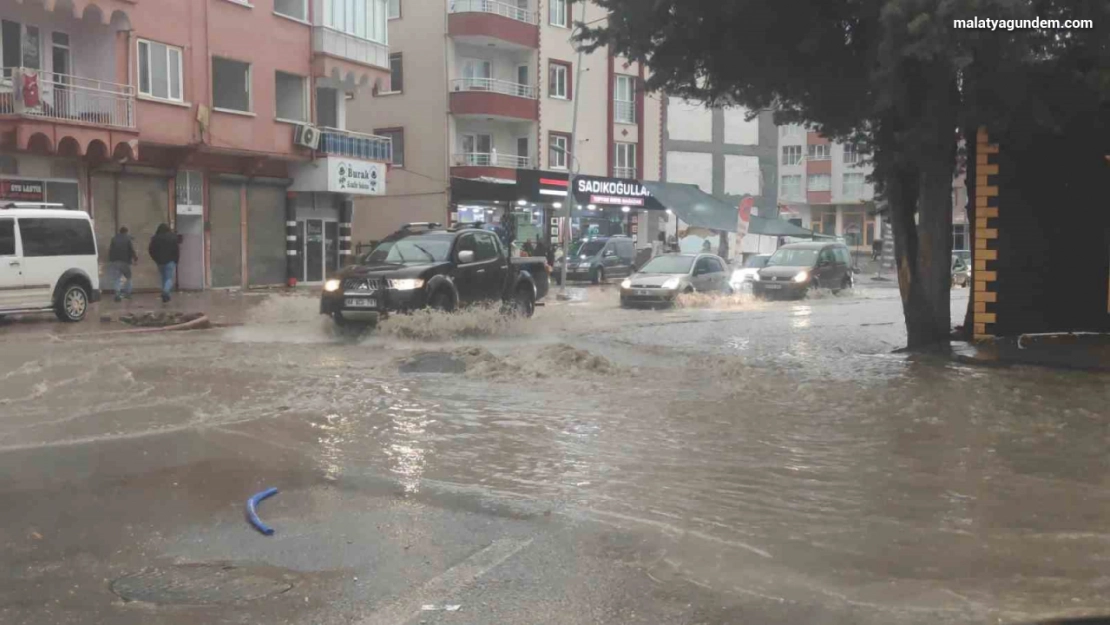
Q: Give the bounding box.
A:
[21,72,40,108]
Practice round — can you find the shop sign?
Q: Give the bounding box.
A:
[0,179,45,202]
[329,159,385,196]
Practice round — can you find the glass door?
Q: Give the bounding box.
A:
[305,219,324,283]
[325,221,339,275]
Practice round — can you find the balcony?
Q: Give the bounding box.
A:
[312,26,390,88]
[613,167,636,179]
[1,68,134,129]
[450,79,538,121]
[451,152,532,181]
[449,0,539,49]
[318,127,392,163]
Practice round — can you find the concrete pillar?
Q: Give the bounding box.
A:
[285,191,298,286]
[339,195,354,265]
[835,205,844,236]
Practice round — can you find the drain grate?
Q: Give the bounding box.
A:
[111,564,294,605]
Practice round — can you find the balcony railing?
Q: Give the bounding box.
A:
[613,166,636,179]
[319,127,392,162]
[614,100,636,124]
[451,78,536,99]
[312,26,389,70]
[449,0,538,24]
[453,152,531,169]
[0,67,134,128]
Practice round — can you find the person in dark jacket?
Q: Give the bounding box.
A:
[149,223,180,303]
[108,226,138,302]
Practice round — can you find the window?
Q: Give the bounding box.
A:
[807,174,831,192]
[275,71,307,121]
[834,248,851,265]
[782,145,802,166]
[695,257,711,274]
[780,174,802,200]
[212,57,251,112]
[474,232,499,262]
[388,0,401,19]
[842,173,865,198]
[323,0,388,44]
[175,171,203,210]
[614,142,636,178]
[549,133,569,170]
[709,257,725,273]
[17,218,95,257]
[953,224,968,251]
[274,0,307,20]
[614,75,636,123]
[461,134,493,164]
[316,87,338,127]
[549,0,567,27]
[807,144,830,160]
[388,53,403,92]
[1,21,40,70]
[548,61,570,99]
[819,248,836,265]
[843,143,861,166]
[137,40,184,102]
[779,124,803,139]
[375,128,404,167]
[460,58,492,90]
[618,240,634,261]
[0,219,14,256]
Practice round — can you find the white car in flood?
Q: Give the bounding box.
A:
[0,204,101,322]
[730,254,772,292]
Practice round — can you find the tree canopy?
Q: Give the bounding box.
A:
[582,0,1108,347]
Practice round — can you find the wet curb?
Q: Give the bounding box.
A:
[952,334,1110,373]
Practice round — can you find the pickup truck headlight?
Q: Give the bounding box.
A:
[324,279,342,292]
[389,279,425,291]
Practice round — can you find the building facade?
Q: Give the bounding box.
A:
[1,0,393,290]
[776,124,879,253]
[663,98,778,258]
[347,0,664,250]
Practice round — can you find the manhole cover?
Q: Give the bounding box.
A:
[111,564,294,605]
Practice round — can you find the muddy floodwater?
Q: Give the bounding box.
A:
[1,286,1109,624]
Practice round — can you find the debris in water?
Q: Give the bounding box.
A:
[421,605,462,612]
[246,487,280,536]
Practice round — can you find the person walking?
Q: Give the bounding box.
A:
[872,238,883,261]
[107,226,138,302]
[148,223,179,303]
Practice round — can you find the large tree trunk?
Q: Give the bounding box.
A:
[885,64,959,348]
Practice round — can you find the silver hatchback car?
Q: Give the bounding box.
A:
[619,253,731,307]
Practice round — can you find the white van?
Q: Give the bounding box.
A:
[0,203,101,322]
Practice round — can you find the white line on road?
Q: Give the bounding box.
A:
[353,537,533,625]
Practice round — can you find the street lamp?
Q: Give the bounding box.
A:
[552,0,589,299]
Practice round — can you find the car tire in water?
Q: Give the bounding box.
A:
[506,286,536,318]
[54,282,89,323]
[430,289,455,312]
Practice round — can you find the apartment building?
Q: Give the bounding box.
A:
[348,0,664,249]
[777,124,879,252]
[663,98,778,256]
[1,0,393,290]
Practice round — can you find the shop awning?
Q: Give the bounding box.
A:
[641,181,820,238]
[641,182,737,231]
[450,177,517,204]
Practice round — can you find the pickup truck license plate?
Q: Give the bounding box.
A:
[345,297,377,308]
[763,284,783,290]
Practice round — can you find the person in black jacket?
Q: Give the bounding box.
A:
[107,226,138,302]
[149,223,180,303]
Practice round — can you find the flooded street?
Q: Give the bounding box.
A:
[2,285,1109,624]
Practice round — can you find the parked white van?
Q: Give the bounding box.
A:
[0,203,101,322]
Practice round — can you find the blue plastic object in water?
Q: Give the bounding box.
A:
[246,487,279,535]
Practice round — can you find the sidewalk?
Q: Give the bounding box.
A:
[954,333,1110,372]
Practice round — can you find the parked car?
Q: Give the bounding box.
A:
[952,254,971,288]
[730,254,772,291]
[620,253,730,308]
[320,223,549,328]
[753,241,853,300]
[0,203,101,322]
[554,235,636,285]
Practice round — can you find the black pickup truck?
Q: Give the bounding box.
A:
[320,223,550,327]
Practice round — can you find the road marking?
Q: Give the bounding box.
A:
[354,537,532,625]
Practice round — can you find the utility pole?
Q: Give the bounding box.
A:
[558,0,588,299]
